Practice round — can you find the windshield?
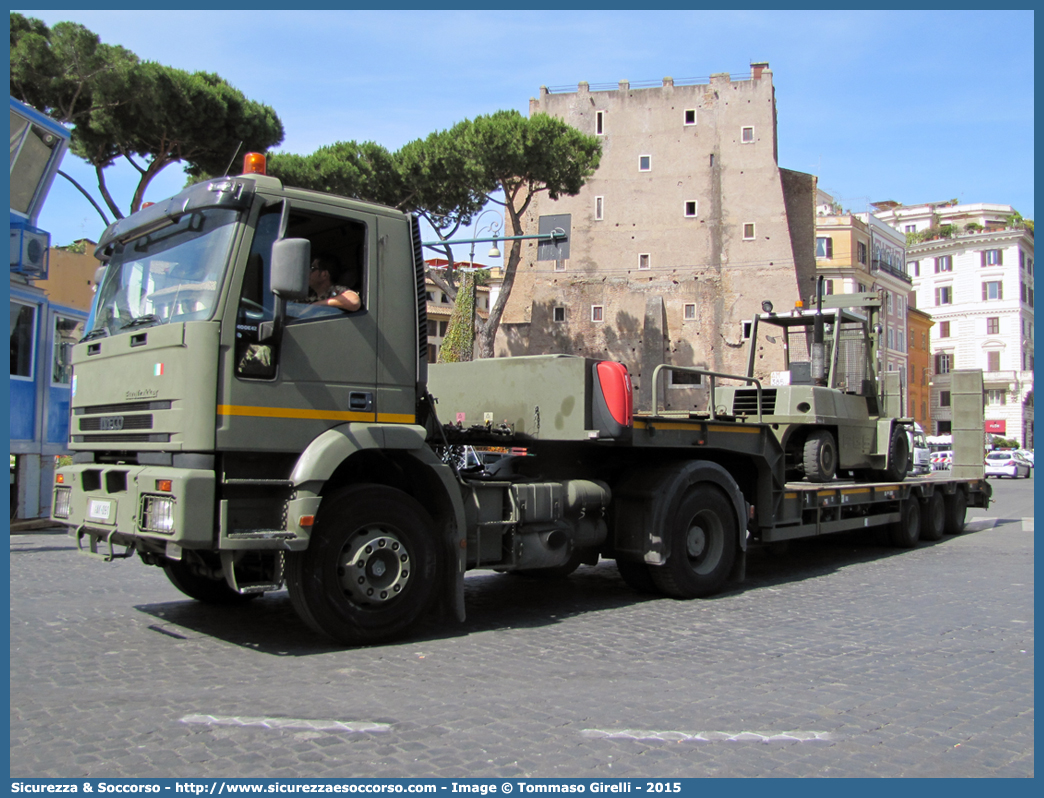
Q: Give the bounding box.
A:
[86,208,240,338]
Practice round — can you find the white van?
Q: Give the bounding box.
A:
[908,424,931,475]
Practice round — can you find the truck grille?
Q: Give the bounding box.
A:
[732,388,776,416]
[79,415,154,431]
[72,433,171,443]
[75,400,172,415]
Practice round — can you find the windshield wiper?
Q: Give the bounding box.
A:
[119,314,162,330]
[80,327,110,342]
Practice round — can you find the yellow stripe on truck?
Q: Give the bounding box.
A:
[217,405,414,424]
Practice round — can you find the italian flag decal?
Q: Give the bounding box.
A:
[154,363,164,376]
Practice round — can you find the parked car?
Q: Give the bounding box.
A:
[984,450,1032,479]
[930,450,953,471]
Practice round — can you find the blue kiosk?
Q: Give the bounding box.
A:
[10,96,85,520]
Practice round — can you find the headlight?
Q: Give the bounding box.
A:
[139,494,175,534]
[53,487,72,519]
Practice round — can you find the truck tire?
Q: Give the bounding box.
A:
[286,485,439,645]
[888,498,921,548]
[874,425,910,482]
[920,492,946,542]
[944,489,968,535]
[615,558,658,594]
[802,429,837,483]
[649,484,737,598]
[163,553,259,605]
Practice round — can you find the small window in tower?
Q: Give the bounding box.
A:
[743,223,755,240]
[639,155,651,172]
[684,109,696,125]
[684,201,697,218]
[595,196,604,221]
[553,306,565,323]
[741,126,755,143]
[596,111,604,135]
[591,305,604,322]
[684,303,696,320]
[638,253,650,271]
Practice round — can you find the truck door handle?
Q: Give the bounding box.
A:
[349,392,373,412]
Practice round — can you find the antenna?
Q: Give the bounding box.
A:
[222,141,244,177]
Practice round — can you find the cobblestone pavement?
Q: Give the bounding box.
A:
[10,480,1033,778]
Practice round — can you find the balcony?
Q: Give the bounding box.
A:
[871,259,912,284]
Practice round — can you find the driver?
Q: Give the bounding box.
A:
[309,254,361,312]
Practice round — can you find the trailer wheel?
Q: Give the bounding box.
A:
[875,426,910,482]
[163,553,259,605]
[802,429,837,483]
[920,492,946,542]
[615,558,658,594]
[944,489,968,535]
[888,498,921,548]
[286,485,438,645]
[649,484,737,598]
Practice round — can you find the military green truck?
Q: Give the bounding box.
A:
[51,155,991,645]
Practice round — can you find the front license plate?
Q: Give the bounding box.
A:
[88,499,114,523]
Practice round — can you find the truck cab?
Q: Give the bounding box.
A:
[54,159,429,583]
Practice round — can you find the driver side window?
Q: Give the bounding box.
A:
[234,204,370,380]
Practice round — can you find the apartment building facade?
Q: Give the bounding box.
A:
[814,192,913,380]
[875,202,1033,446]
[496,64,818,410]
[906,306,934,432]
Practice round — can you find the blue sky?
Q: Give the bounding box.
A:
[17,9,1036,254]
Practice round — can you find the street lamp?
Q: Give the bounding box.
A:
[468,209,503,265]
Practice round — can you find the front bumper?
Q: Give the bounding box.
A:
[51,463,217,549]
[51,463,322,553]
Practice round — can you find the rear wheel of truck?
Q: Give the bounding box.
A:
[802,429,837,483]
[919,492,946,542]
[888,497,921,548]
[649,484,737,598]
[615,558,658,594]
[163,552,259,605]
[286,485,438,645]
[944,489,968,535]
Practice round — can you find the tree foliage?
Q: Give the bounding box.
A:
[437,271,478,363]
[267,142,404,209]
[458,110,602,357]
[10,13,285,221]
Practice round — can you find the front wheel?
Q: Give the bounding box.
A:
[286,485,439,645]
[802,429,837,483]
[649,484,738,598]
[163,552,259,605]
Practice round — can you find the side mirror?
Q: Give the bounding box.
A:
[271,238,310,301]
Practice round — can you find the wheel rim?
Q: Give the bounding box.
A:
[821,441,836,474]
[338,526,410,605]
[684,510,723,575]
